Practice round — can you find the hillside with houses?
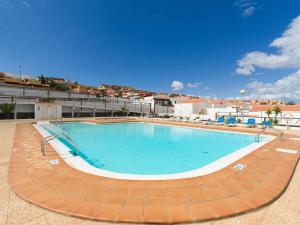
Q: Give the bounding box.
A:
[0,71,300,128]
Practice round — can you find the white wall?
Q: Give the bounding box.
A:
[35,103,62,120]
[174,103,204,118]
[248,111,300,126]
[205,107,238,120]
[175,103,238,120]
[143,96,154,110]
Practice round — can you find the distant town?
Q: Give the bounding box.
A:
[0,71,158,98]
[0,71,295,105]
[0,71,300,127]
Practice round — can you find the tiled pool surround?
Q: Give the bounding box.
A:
[8,119,300,224]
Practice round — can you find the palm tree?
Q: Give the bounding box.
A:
[39,74,48,84]
[272,106,282,125]
[0,103,16,119]
[199,108,207,120]
[120,107,129,116]
[273,106,282,117]
[266,109,272,120]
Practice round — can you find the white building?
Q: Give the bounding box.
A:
[35,103,62,120]
[143,94,173,113]
[171,96,192,105]
[174,99,238,120]
[247,105,300,126]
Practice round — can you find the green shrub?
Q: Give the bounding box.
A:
[0,103,16,119]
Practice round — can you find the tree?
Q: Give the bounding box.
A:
[48,81,70,91]
[0,103,16,119]
[272,106,282,125]
[120,107,129,116]
[39,74,48,84]
[116,107,129,116]
[56,83,70,91]
[49,80,58,89]
[266,109,272,120]
[199,108,207,120]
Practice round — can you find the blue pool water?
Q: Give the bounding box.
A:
[40,122,257,175]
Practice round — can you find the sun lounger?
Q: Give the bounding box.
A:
[215,117,225,124]
[244,118,256,127]
[204,119,214,125]
[262,121,273,128]
[226,117,237,127]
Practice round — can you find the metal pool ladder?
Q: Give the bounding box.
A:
[41,133,79,156]
[255,127,285,142]
[50,120,70,133]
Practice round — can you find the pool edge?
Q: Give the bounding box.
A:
[34,121,275,180]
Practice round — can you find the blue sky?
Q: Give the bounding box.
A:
[1,0,300,100]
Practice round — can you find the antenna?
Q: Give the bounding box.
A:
[19,65,22,80]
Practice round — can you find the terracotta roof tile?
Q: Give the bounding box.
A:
[250,105,300,112]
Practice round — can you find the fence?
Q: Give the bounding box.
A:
[216,112,300,127]
[0,84,174,115]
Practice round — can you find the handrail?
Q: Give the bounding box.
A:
[269,127,285,141]
[60,124,70,133]
[41,132,79,156]
[50,120,70,133]
[255,127,266,142]
[255,127,285,142]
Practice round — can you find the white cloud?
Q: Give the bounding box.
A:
[234,0,257,18]
[245,70,300,100]
[187,82,202,88]
[171,80,184,91]
[22,1,31,8]
[241,6,255,17]
[236,15,300,75]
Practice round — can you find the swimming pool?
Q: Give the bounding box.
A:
[35,121,274,180]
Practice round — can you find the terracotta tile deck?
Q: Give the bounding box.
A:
[8,119,300,224]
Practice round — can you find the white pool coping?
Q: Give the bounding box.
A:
[34,121,275,180]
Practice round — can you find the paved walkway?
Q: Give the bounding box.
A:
[1,121,300,224]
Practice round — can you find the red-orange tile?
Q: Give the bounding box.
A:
[190,203,216,221]
[168,205,192,223]
[72,201,103,218]
[188,186,211,202]
[117,205,143,223]
[93,203,122,221]
[143,205,169,223]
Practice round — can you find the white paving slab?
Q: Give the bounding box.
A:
[276,148,298,154]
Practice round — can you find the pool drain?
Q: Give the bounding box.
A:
[233,163,246,170]
[49,159,59,165]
